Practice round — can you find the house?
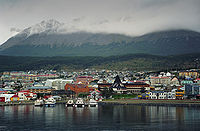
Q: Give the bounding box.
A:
[0,88,7,94]
[27,86,54,94]
[125,82,150,94]
[98,75,150,94]
[150,76,171,86]
[179,71,199,79]
[0,94,18,102]
[2,87,14,93]
[149,91,176,99]
[194,78,200,84]
[88,90,102,100]
[181,80,193,85]
[170,77,180,86]
[149,91,166,99]
[45,79,73,90]
[16,90,37,101]
[98,83,112,90]
[75,76,93,84]
[10,95,20,101]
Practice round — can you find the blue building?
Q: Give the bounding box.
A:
[185,84,200,98]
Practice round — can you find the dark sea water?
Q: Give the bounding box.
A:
[0,104,200,131]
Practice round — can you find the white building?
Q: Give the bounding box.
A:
[45,79,73,90]
[17,90,37,101]
[0,94,15,102]
[149,91,176,99]
[170,77,180,86]
[150,76,171,86]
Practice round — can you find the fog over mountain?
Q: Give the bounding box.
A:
[0,0,200,44]
[1,19,200,57]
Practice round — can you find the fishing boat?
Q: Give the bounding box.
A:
[75,98,85,107]
[34,99,44,106]
[45,97,56,107]
[88,99,98,107]
[66,99,74,107]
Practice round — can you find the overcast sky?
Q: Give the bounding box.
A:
[0,0,200,44]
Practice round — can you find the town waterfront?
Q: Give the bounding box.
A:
[0,104,200,130]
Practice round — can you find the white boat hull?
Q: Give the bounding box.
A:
[75,104,84,107]
[45,97,56,107]
[89,104,98,107]
[34,100,44,106]
[88,99,98,107]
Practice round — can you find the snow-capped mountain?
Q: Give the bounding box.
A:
[18,19,65,37]
[1,19,200,56]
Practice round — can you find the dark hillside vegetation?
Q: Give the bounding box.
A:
[0,53,200,72]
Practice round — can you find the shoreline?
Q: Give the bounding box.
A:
[0,100,66,106]
[99,99,200,107]
[1,99,200,107]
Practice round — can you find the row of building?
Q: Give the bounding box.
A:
[0,69,200,101]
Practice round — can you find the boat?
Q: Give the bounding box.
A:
[88,99,98,107]
[45,97,56,107]
[75,98,85,107]
[66,99,74,107]
[34,99,44,106]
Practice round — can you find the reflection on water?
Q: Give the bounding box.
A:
[0,104,200,130]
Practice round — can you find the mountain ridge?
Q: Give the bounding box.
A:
[1,20,200,56]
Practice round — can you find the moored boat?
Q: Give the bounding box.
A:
[34,99,44,106]
[66,99,74,107]
[45,97,56,107]
[75,98,85,107]
[88,99,98,107]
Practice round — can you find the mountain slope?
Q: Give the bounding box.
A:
[0,20,200,56]
[0,53,200,71]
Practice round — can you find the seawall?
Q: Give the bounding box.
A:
[99,99,200,107]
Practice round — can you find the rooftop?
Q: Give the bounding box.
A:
[28,86,52,89]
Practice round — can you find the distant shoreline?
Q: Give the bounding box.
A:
[99,99,200,107]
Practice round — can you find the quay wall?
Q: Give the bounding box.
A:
[1,99,200,107]
[0,100,66,106]
[99,99,200,107]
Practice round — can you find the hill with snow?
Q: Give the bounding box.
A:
[1,19,200,56]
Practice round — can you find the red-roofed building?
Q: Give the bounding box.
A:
[43,95,52,99]
[194,78,200,84]
[10,95,20,101]
[16,90,37,101]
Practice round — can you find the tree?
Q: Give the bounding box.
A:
[78,93,89,98]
